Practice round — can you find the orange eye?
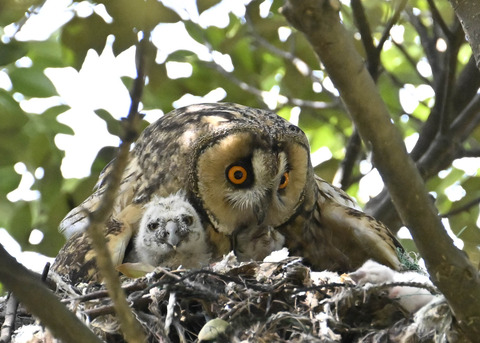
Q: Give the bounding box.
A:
[279,172,289,189]
[227,165,248,185]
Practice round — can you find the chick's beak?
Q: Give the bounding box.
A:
[164,221,180,248]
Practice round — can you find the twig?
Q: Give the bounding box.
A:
[350,0,380,78]
[245,14,339,102]
[84,32,151,343]
[41,262,50,282]
[427,0,452,39]
[376,0,408,54]
[61,281,147,303]
[440,197,480,218]
[206,61,334,110]
[406,7,440,75]
[392,42,433,86]
[0,293,19,343]
[367,281,440,295]
[338,130,362,190]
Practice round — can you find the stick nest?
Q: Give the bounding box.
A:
[3,252,467,343]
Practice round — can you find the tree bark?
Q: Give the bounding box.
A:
[449,0,480,69]
[282,0,480,341]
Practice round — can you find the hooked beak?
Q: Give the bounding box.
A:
[254,203,266,225]
[253,191,272,225]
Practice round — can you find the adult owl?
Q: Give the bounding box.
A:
[55,102,403,281]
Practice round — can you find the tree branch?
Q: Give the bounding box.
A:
[427,0,453,39]
[452,56,480,115]
[406,7,440,76]
[83,33,151,343]
[338,129,362,190]
[206,60,336,110]
[441,197,480,218]
[245,15,339,102]
[281,1,480,341]
[449,0,480,69]
[350,0,378,78]
[392,41,432,86]
[0,246,103,343]
[376,0,408,55]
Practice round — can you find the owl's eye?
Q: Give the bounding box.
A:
[227,165,248,185]
[147,221,159,231]
[183,215,194,226]
[278,172,289,189]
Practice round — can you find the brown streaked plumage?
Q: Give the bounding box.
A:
[53,102,403,283]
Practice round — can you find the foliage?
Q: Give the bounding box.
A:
[0,0,479,270]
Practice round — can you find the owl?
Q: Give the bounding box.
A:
[129,192,212,269]
[55,102,403,282]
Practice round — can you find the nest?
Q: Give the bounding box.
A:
[3,251,467,343]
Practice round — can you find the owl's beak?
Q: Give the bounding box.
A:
[164,221,180,248]
[254,202,266,225]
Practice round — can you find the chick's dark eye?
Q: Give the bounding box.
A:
[183,215,194,226]
[147,221,159,231]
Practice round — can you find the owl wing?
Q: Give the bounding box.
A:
[315,175,403,271]
[59,155,140,238]
[52,219,132,284]
[280,175,403,272]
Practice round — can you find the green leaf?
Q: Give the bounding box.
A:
[152,1,182,24]
[100,0,180,31]
[8,67,57,97]
[184,20,206,44]
[0,166,21,194]
[167,49,196,62]
[61,14,111,69]
[0,0,39,26]
[0,41,28,66]
[24,133,51,168]
[7,203,32,247]
[94,109,123,137]
[27,38,67,69]
[0,90,28,130]
[196,0,222,14]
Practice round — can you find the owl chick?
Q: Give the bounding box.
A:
[131,192,212,269]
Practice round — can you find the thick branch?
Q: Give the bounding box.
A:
[452,56,480,114]
[449,0,480,69]
[281,1,480,341]
[0,246,103,343]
